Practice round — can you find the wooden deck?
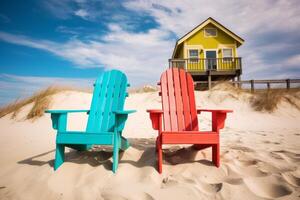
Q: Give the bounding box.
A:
[169,57,242,88]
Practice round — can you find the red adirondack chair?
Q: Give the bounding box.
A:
[147,68,232,173]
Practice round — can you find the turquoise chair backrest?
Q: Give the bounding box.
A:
[86,70,128,133]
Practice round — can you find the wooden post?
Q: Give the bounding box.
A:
[237,75,241,88]
[267,82,271,90]
[231,77,235,87]
[208,73,211,90]
[250,80,254,93]
[286,79,290,90]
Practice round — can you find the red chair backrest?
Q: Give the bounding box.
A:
[160,68,199,132]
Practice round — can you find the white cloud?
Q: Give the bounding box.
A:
[1,0,299,87]
[124,0,300,36]
[124,0,300,79]
[284,54,300,66]
[74,9,89,19]
[0,25,174,85]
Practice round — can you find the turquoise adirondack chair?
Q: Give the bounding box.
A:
[45,70,135,173]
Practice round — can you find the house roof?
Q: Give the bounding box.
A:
[172,17,245,58]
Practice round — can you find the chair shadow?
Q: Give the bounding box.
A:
[18,150,55,167]
[109,138,157,168]
[123,138,214,168]
[162,146,214,167]
[17,147,122,171]
[17,138,214,170]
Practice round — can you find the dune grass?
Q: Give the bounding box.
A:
[211,82,300,112]
[0,83,299,121]
[250,89,300,112]
[0,86,79,120]
[128,85,158,93]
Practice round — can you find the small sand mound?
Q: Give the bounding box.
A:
[243,175,293,199]
[282,171,300,187]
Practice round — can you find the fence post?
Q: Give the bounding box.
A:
[286,79,290,90]
[250,80,254,93]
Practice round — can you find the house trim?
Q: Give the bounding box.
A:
[172,17,244,58]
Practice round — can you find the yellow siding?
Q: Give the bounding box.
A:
[184,24,237,71]
[186,24,235,49]
[173,24,240,72]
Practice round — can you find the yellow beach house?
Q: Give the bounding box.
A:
[170,17,244,88]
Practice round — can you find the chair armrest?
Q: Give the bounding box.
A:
[197,109,233,114]
[197,109,233,132]
[147,109,163,131]
[147,109,163,114]
[113,110,136,132]
[45,110,89,131]
[45,109,90,114]
[113,110,136,115]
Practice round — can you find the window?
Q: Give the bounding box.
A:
[188,49,199,62]
[204,28,217,37]
[222,48,233,61]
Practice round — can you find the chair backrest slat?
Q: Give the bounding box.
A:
[173,68,184,131]
[166,69,178,131]
[160,68,199,132]
[86,70,127,133]
[186,70,198,131]
[161,71,171,131]
[179,69,192,131]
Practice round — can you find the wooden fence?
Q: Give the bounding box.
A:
[195,79,300,92]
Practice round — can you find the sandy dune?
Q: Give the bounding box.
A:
[0,89,299,200]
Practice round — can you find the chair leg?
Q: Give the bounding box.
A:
[157,137,162,174]
[156,137,159,152]
[112,132,119,173]
[54,144,65,170]
[212,144,220,167]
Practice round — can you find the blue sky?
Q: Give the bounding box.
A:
[0,0,300,105]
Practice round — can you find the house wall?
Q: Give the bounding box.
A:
[172,24,240,71]
[185,24,237,59]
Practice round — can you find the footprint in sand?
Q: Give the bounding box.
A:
[102,192,154,200]
[196,181,223,195]
[230,146,255,153]
[234,159,258,167]
[227,163,269,177]
[243,175,292,199]
[223,177,243,185]
[282,171,300,187]
[132,193,155,200]
[272,150,300,163]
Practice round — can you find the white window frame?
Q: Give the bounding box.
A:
[204,28,217,37]
[222,48,233,62]
[188,49,199,63]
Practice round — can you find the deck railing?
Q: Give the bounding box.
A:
[195,79,300,92]
[169,57,242,72]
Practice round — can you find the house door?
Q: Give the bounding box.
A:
[205,50,217,70]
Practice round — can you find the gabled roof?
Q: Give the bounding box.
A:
[172,17,245,58]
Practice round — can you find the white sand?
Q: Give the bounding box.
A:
[0,90,299,200]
